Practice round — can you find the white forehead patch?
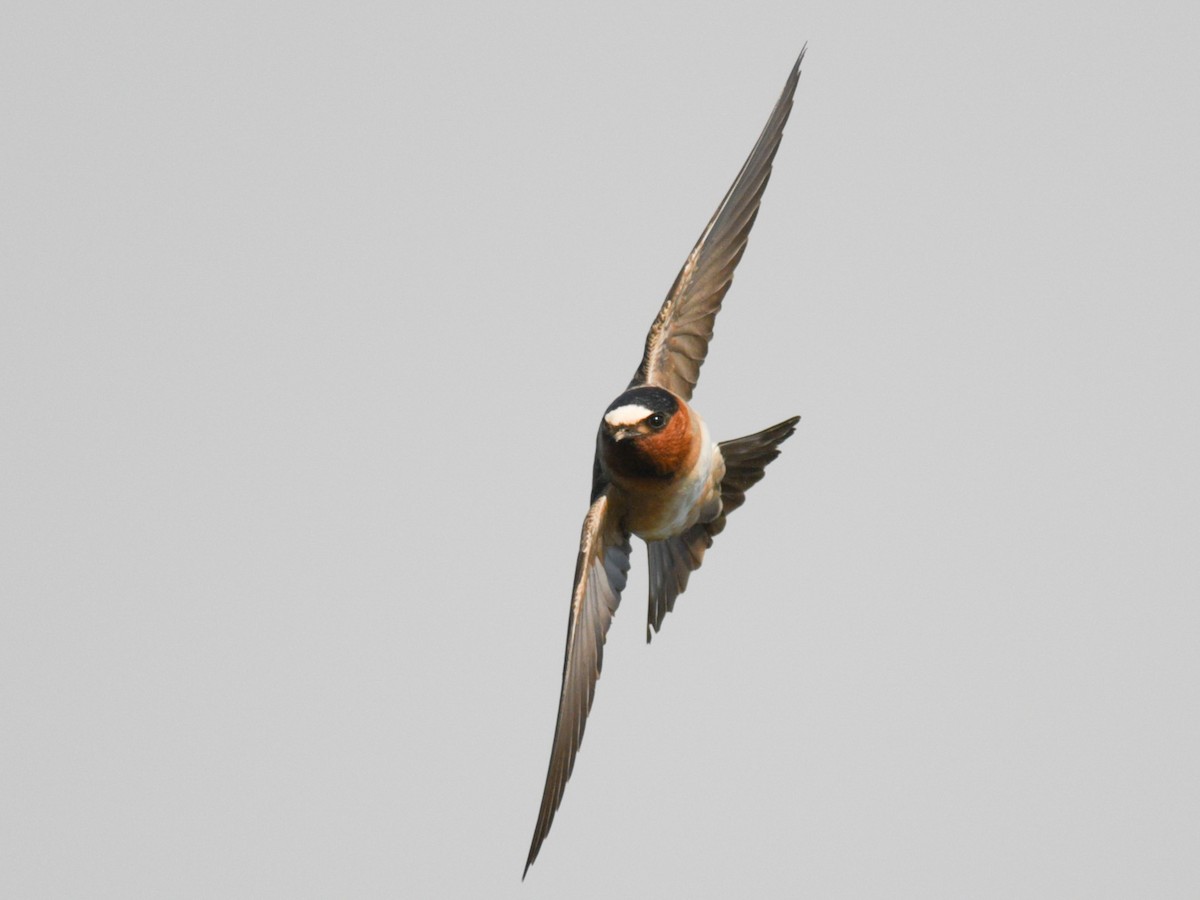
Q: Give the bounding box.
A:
[604,404,653,428]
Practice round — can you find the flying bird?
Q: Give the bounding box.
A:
[525,49,806,877]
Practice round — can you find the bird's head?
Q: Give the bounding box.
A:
[599,386,693,478]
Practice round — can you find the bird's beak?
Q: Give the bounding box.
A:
[606,425,636,442]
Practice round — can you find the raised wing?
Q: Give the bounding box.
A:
[524,491,632,878]
[630,48,804,402]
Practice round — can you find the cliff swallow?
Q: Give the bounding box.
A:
[524,49,805,877]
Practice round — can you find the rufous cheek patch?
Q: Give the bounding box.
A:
[641,405,693,477]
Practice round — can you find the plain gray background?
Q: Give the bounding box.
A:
[3,1,1198,896]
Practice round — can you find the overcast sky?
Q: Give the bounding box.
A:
[3,1,1198,897]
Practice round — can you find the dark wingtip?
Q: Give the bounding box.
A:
[781,46,805,93]
[525,825,544,883]
[775,47,805,108]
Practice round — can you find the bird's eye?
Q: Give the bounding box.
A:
[647,413,667,429]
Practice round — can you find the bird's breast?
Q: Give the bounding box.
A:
[605,415,725,542]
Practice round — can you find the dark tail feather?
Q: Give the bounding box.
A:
[645,415,800,640]
[646,530,713,640]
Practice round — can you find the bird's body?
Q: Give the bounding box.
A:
[524,49,807,878]
[598,388,724,541]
